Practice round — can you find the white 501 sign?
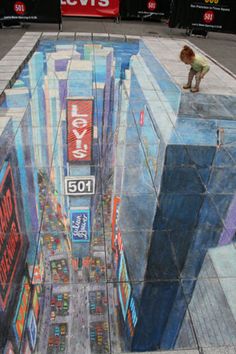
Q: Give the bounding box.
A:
[65,176,95,195]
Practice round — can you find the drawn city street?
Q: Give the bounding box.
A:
[0,30,236,354]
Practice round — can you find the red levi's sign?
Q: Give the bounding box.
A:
[67,98,94,163]
[61,0,119,17]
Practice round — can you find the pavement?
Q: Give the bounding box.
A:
[0,17,236,74]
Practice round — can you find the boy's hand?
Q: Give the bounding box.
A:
[200,73,205,79]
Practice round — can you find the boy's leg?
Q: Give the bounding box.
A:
[191,72,201,92]
[183,68,196,89]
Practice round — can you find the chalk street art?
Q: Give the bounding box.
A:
[0,37,236,354]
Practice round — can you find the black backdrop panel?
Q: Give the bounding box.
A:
[188,0,236,33]
[169,0,236,33]
[120,0,171,18]
[0,0,61,23]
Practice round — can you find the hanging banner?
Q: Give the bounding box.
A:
[188,0,236,33]
[0,0,61,23]
[61,0,119,17]
[67,98,94,163]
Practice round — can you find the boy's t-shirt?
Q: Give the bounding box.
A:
[191,54,210,74]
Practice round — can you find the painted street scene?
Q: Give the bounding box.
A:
[0,27,236,354]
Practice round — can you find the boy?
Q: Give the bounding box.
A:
[180,45,210,93]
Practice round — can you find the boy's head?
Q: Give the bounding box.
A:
[180,45,195,64]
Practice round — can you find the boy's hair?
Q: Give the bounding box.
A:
[180,45,195,61]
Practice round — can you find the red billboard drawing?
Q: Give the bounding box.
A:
[111,196,120,251]
[140,110,144,126]
[61,0,119,17]
[67,98,94,163]
[32,289,40,321]
[0,163,24,312]
[12,276,31,348]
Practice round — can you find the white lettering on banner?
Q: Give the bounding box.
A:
[98,0,109,6]
[61,0,77,5]
[73,214,88,238]
[73,129,87,141]
[72,118,88,128]
[72,104,81,117]
[61,0,109,6]
[72,149,88,159]
[71,104,89,160]
[80,0,91,5]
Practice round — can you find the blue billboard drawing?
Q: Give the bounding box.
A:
[70,208,91,243]
[118,252,131,321]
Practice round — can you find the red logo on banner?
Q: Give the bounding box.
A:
[14,1,26,15]
[61,0,119,17]
[67,99,93,162]
[203,10,214,24]
[147,0,157,11]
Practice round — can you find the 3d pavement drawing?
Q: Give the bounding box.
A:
[0,32,236,354]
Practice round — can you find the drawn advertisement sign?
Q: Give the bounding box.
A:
[118,252,131,320]
[67,98,94,163]
[70,207,91,242]
[27,310,37,350]
[12,276,31,348]
[65,176,95,195]
[0,163,24,312]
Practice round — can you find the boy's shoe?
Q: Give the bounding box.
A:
[191,87,199,93]
[183,84,191,89]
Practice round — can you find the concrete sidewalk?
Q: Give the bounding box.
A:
[0,17,236,74]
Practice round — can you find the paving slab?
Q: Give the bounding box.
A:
[58,32,75,39]
[202,348,236,354]
[42,32,58,39]
[0,81,9,93]
[126,35,141,41]
[109,33,126,41]
[93,33,109,40]
[76,32,92,39]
